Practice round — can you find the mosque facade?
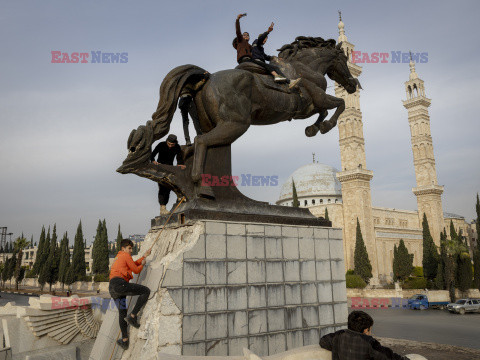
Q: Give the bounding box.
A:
[276,17,476,284]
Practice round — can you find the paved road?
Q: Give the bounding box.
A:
[353,308,480,350]
[0,291,38,307]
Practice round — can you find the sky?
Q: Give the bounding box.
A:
[1,0,479,245]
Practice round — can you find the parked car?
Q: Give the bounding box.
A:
[447,299,480,314]
[408,292,449,310]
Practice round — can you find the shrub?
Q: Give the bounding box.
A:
[346,269,355,276]
[346,274,367,289]
[25,269,36,278]
[403,277,427,289]
[412,266,424,278]
[94,273,109,282]
[84,275,93,282]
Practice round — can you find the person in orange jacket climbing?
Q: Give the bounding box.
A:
[109,239,152,350]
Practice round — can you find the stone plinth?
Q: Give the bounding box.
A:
[90,220,347,360]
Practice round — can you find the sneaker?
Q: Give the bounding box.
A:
[274,76,287,83]
[117,338,129,350]
[126,315,141,328]
[288,78,301,89]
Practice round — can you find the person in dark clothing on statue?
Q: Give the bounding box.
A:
[178,95,202,145]
[150,134,185,215]
[320,311,409,360]
[251,22,300,89]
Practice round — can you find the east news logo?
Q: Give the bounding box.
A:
[51,51,128,63]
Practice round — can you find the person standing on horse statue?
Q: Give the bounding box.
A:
[150,134,185,215]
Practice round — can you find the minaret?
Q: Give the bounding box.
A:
[335,12,378,282]
[403,55,444,245]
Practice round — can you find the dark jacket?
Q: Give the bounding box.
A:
[252,31,271,62]
[150,141,184,165]
[320,329,408,360]
[235,18,252,63]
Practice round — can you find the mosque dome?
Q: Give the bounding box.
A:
[276,163,342,207]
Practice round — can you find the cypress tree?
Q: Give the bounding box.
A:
[354,218,372,284]
[473,247,480,290]
[325,208,330,222]
[7,252,17,288]
[32,226,46,275]
[93,219,109,275]
[13,236,29,290]
[435,231,447,289]
[92,220,103,274]
[42,227,51,272]
[392,239,414,283]
[473,194,480,290]
[292,180,299,208]
[58,232,71,291]
[71,220,86,281]
[116,224,123,253]
[100,219,109,273]
[422,213,438,281]
[1,257,10,287]
[456,251,473,292]
[450,220,458,244]
[40,225,59,292]
[64,265,75,288]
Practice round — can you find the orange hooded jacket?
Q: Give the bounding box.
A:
[109,251,145,282]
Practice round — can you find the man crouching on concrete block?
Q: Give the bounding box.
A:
[320,310,410,360]
[109,239,152,350]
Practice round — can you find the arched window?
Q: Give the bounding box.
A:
[335,199,338,203]
[312,199,316,205]
[328,199,331,203]
[408,85,412,99]
[320,199,323,204]
[413,84,419,97]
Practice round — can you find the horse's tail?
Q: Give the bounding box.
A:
[150,64,209,142]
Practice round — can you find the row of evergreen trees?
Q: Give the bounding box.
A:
[352,194,480,300]
[1,220,133,292]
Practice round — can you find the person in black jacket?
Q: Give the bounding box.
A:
[251,22,300,89]
[178,95,202,145]
[150,134,185,215]
[320,311,408,360]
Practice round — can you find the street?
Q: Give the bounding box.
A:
[354,308,480,350]
[0,291,38,307]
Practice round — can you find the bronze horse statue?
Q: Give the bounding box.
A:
[118,37,359,200]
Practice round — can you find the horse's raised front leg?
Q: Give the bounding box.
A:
[305,110,328,137]
[317,94,345,134]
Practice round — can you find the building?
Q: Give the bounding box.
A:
[277,16,475,284]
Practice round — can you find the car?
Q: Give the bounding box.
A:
[446,298,480,314]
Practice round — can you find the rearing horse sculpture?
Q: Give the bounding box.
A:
[118,37,359,199]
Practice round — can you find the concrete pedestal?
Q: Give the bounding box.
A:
[90,220,347,360]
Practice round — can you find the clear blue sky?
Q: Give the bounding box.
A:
[1,0,479,244]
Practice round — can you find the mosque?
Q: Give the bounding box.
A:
[276,16,476,284]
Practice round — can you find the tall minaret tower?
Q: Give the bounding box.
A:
[403,55,444,245]
[335,12,378,282]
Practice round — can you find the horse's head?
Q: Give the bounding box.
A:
[117,121,154,174]
[326,42,359,94]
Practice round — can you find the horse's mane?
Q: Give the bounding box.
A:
[277,36,337,60]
